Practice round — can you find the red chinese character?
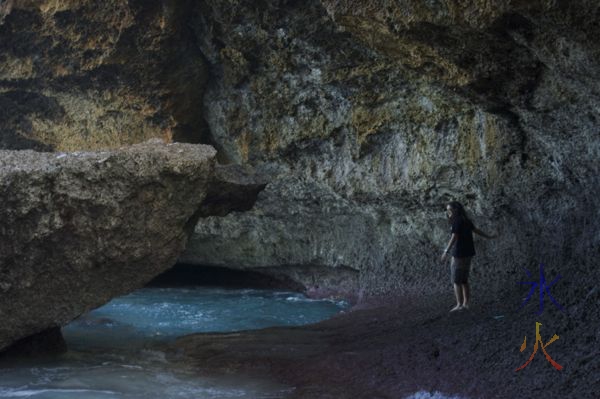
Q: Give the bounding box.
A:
[516,321,563,371]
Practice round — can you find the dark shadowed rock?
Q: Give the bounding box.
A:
[0,140,216,352]
[184,0,599,301]
[196,163,268,217]
[1,327,67,357]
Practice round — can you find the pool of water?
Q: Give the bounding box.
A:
[0,287,349,399]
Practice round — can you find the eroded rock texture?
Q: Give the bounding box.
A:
[0,0,598,301]
[0,140,216,352]
[181,0,600,299]
[0,0,208,151]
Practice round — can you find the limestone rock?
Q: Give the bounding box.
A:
[0,0,598,303]
[181,176,361,299]
[0,140,216,352]
[185,0,599,299]
[0,0,208,151]
[196,163,268,217]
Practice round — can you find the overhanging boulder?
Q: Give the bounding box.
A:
[0,140,216,352]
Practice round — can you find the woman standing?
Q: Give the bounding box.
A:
[441,201,496,312]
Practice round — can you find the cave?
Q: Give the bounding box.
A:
[147,263,305,292]
[0,0,598,397]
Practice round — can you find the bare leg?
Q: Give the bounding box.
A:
[461,283,470,309]
[451,284,463,312]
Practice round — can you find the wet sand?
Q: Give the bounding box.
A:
[168,288,599,398]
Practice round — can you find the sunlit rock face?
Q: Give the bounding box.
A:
[182,0,599,299]
[0,0,208,151]
[0,141,216,352]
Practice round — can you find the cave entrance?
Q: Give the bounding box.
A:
[146,263,304,291]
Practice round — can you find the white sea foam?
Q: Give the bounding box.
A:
[283,295,348,307]
[405,390,467,399]
[0,388,117,397]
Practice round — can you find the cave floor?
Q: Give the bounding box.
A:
[168,289,598,399]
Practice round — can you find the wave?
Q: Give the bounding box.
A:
[0,388,118,398]
[284,295,349,307]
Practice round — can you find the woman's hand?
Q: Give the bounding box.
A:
[442,235,457,261]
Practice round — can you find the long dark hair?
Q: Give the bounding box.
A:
[447,201,473,227]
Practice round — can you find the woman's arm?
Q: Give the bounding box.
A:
[473,226,497,239]
[441,233,458,261]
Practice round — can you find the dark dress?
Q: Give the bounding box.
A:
[451,217,475,258]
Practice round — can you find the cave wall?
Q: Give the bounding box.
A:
[181,0,599,300]
[0,0,208,151]
[0,0,598,301]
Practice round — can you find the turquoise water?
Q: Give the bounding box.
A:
[0,287,349,399]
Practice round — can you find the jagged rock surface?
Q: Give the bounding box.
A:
[0,0,208,151]
[0,140,216,352]
[183,0,600,299]
[0,0,598,301]
[0,1,598,395]
[195,163,268,217]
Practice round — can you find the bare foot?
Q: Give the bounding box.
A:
[461,304,469,310]
[450,305,462,312]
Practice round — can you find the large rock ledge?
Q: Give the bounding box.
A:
[0,140,216,353]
